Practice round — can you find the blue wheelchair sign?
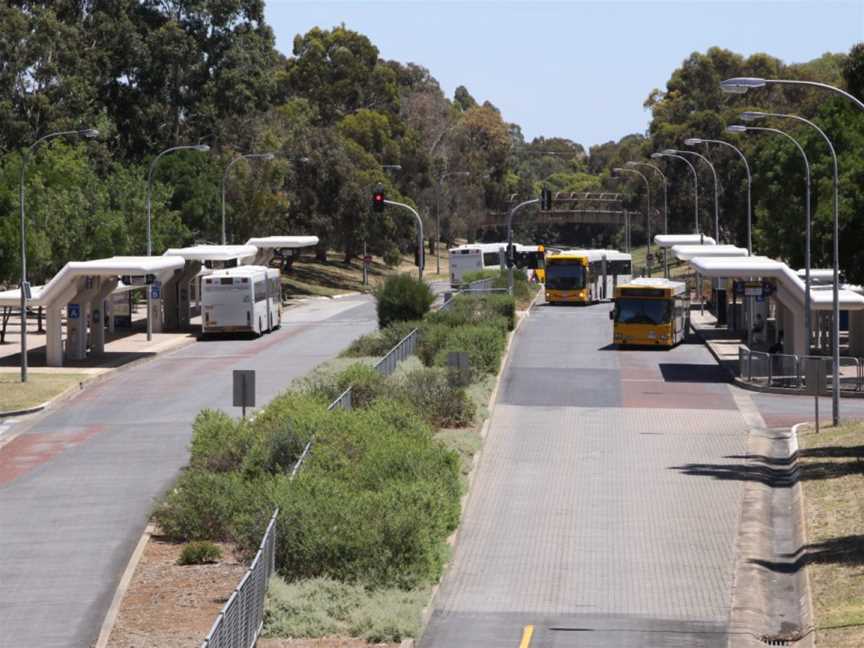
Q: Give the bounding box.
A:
[68,303,81,319]
[150,281,161,300]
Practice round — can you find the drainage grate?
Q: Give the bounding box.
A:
[760,637,792,646]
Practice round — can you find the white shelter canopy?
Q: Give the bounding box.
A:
[671,245,749,261]
[0,256,185,307]
[654,234,717,249]
[687,255,864,310]
[163,244,257,263]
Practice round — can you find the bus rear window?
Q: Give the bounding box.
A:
[220,278,233,285]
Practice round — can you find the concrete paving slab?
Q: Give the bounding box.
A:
[421,299,751,647]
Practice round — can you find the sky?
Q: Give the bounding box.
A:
[264,1,864,149]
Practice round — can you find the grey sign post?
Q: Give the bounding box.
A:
[233,369,256,418]
[804,356,827,434]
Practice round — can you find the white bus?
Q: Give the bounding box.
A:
[449,242,540,286]
[201,265,281,335]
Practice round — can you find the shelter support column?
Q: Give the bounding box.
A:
[65,277,100,361]
[163,261,201,330]
[90,278,119,355]
[848,310,864,357]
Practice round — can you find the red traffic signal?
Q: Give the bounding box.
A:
[372,187,385,212]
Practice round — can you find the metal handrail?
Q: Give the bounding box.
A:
[738,346,864,393]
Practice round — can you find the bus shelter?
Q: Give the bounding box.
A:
[0,256,185,367]
[687,255,864,356]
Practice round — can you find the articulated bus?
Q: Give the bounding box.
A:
[611,278,689,347]
[545,250,632,304]
[202,265,281,335]
[449,243,544,286]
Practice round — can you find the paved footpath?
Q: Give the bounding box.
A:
[0,295,376,648]
[422,300,795,648]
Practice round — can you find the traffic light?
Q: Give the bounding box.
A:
[372,185,385,212]
[540,187,553,211]
[506,242,515,268]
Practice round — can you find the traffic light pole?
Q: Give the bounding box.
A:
[506,198,539,296]
[383,199,424,280]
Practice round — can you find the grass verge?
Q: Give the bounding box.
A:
[0,372,87,411]
[798,422,864,648]
[263,576,431,643]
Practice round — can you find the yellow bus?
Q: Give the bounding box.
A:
[611,278,689,347]
[545,249,632,304]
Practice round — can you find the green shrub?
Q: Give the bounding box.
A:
[302,363,387,409]
[382,246,402,268]
[460,269,498,284]
[375,274,434,328]
[341,320,420,358]
[269,400,461,588]
[177,540,223,565]
[426,294,512,331]
[392,367,475,428]
[479,293,517,330]
[154,470,257,541]
[416,321,453,367]
[189,409,252,473]
[433,324,506,377]
[263,576,427,642]
[243,393,329,476]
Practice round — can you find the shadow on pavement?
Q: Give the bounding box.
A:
[749,534,864,573]
[670,458,864,485]
[659,363,730,383]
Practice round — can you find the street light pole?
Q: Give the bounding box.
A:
[614,167,651,275]
[506,199,540,295]
[684,138,753,255]
[146,144,210,341]
[435,170,470,275]
[221,152,275,245]
[727,124,813,355]
[18,128,99,383]
[383,199,424,280]
[627,161,668,276]
[741,110,841,425]
[666,149,720,244]
[652,152,700,234]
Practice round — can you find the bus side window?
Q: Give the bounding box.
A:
[254,280,267,303]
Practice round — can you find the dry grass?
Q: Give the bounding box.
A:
[282,245,451,299]
[0,372,88,411]
[798,421,864,647]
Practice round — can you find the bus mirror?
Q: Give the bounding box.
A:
[609,310,614,320]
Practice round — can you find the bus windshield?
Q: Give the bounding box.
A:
[615,298,672,325]
[546,261,585,289]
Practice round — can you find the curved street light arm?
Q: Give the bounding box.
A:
[657,153,700,234]
[722,77,864,112]
[677,149,720,243]
[744,126,812,351]
[384,199,425,280]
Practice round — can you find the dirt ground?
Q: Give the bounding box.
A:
[104,535,405,648]
[105,536,247,648]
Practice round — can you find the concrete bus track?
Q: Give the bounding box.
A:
[0,294,376,648]
[418,298,864,648]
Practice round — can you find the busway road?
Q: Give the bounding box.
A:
[422,297,772,648]
[0,294,376,648]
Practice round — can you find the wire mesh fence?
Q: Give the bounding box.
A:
[200,509,278,648]
[373,328,419,377]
